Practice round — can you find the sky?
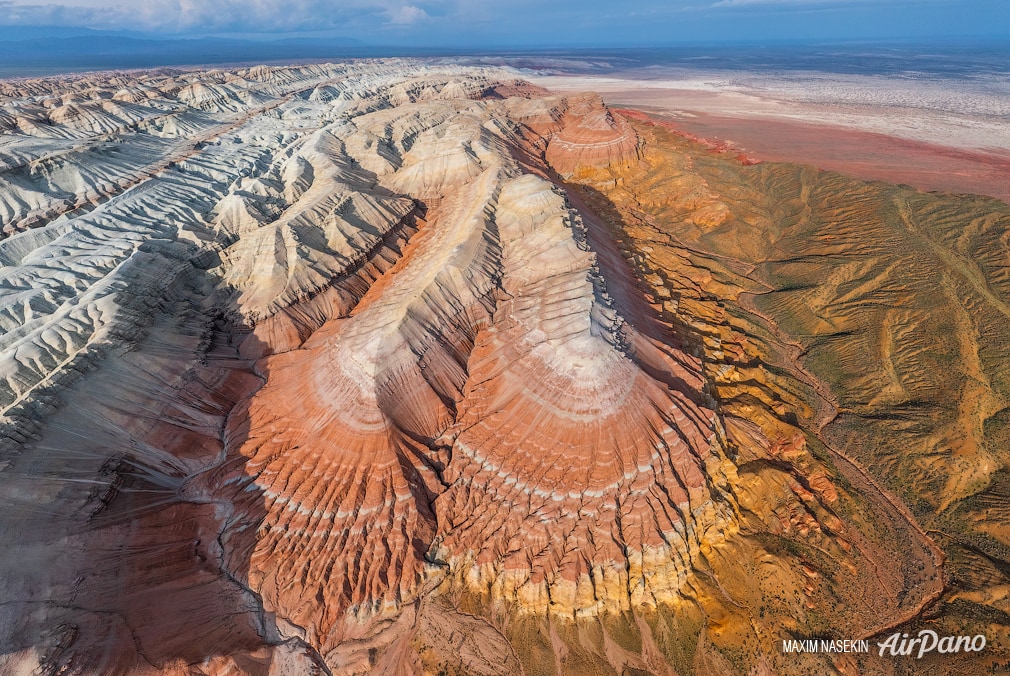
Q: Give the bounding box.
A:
[0,0,1007,47]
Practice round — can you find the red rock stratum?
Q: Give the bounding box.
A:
[2,61,1002,675]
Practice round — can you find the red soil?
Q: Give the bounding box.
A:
[620,108,1010,204]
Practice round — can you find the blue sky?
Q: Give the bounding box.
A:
[0,0,1007,46]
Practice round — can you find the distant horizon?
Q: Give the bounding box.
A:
[5,26,1010,47]
[2,0,1008,81]
[2,30,1009,81]
[3,43,1005,83]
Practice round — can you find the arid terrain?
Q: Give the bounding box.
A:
[532,69,1010,203]
[0,60,1007,675]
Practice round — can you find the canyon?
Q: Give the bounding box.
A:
[0,60,1006,675]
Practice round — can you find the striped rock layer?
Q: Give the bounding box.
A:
[0,61,933,675]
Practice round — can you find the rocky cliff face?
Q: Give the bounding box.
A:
[0,61,958,675]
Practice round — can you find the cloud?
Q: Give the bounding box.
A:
[710,0,945,6]
[0,0,1000,44]
[0,0,433,33]
[712,0,852,6]
[388,4,427,24]
[713,0,798,4]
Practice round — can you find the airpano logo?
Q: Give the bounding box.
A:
[877,630,986,658]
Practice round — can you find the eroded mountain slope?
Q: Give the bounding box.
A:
[570,112,1010,674]
[0,62,970,675]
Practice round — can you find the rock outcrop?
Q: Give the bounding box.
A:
[0,61,957,675]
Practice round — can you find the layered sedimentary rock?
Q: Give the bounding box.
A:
[0,60,980,675]
[569,113,1010,674]
[430,173,724,616]
[506,92,641,175]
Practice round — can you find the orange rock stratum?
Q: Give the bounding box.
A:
[1,61,1005,675]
